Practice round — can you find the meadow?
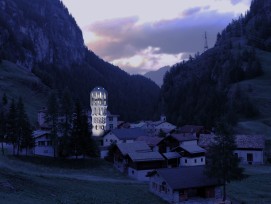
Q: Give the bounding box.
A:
[0,155,166,204]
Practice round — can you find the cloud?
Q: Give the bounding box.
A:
[86,10,234,57]
[230,0,243,5]
[182,7,202,16]
[83,7,242,74]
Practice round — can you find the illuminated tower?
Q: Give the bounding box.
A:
[90,87,107,136]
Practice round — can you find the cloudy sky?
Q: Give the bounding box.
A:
[62,0,251,74]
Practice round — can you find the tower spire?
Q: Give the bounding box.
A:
[204,32,208,52]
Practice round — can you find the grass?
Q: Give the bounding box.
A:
[228,165,271,203]
[0,155,167,204]
[234,49,271,136]
[0,60,49,124]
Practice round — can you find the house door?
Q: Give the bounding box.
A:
[247,153,253,165]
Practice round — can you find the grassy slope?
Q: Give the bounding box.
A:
[0,60,49,125]
[228,165,271,203]
[0,156,166,204]
[234,49,271,137]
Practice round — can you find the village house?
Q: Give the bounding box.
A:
[136,136,163,151]
[162,152,181,168]
[112,141,166,181]
[148,166,221,203]
[157,133,206,166]
[33,130,53,157]
[198,134,265,165]
[102,128,147,147]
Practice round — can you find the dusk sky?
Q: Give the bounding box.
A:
[62,0,251,74]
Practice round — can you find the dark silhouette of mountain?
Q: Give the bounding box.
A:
[0,0,160,122]
[144,66,171,87]
[161,0,271,128]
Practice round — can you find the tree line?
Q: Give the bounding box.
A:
[45,89,98,158]
[0,93,33,155]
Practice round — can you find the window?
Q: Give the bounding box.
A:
[47,141,52,146]
[194,159,197,163]
[109,117,113,121]
[38,141,45,146]
[185,159,187,163]
[201,158,203,162]
[109,124,113,129]
[132,170,134,175]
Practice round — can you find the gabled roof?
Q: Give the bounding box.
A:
[198,134,215,148]
[152,166,220,190]
[128,151,165,162]
[32,130,50,138]
[171,133,197,142]
[162,152,181,159]
[177,125,204,133]
[179,144,206,154]
[198,134,265,149]
[117,141,150,155]
[235,134,265,149]
[136,136,163,147]
[108,128,147,140]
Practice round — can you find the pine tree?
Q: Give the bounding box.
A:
[16,97,33,155]
[70,101,83,159]
[205,121,245,201]
[6,99,18,155]
[46,91,59,158]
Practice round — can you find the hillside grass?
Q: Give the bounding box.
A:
[0,155,166,204]
[0,60,49,124]
[234,49,271,137]
[228,165,271,203]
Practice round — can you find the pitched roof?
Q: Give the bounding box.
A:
[163,152,181,159]
[136,136,163,147]
[198,134,215,148]
[117,141,150,155]
[180,144,206,154]
[235,134,265,149]
[32,130,50,138]
[109,128,147,140]
[154,166,220,190]
[178,125,204,133]
[128,151,165,162]
[171,133,197,142]
[198,134,265,149]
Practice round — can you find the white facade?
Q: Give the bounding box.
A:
[155,122,176,132]
[234,149,264,165]
[106,115,118,130]
[103,133,120,146]
[34,134,54,157]
[180,156,205,166]
[90,87,108,137]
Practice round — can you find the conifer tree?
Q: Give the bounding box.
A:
[205,121,245,201]
[0,95,7,155]
[6,99,17,155]
[46,91,59,158]
[58,88,73,157]
[16,97,33,155]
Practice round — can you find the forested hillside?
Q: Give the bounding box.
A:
[0,0,160,122]
[161,0,270,128]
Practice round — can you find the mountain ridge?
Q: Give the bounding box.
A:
[0,0,160,122]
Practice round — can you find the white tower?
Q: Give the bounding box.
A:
[90,87,108,137]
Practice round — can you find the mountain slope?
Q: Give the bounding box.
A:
[0,0,160,122]
[0,60,49,124]
[144,66,171,87]
[161,0,271,130]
